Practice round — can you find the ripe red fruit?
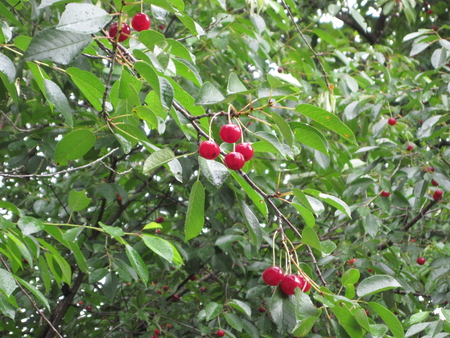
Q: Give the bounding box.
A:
[86,305,92,311]
[156,228,161,234]
[381,191,390,197]
[280,274,303,295]
[126,283,131,286]
[219,124,242,143]
[425,166,435,173]
[433,190,443,200]
[388,118,397,126]
[132,13,151,31]
[394,13,399,18]
[199,140,220,160]
[156,290,162,294]
[411,239,415,242]
[258,306,266,313]
[367,268,374,273]
[224,152,245,170]
[200,286,207,292]
[235,143,254,161]
[166,323,173,329]
[22,258,28,264]
[190,275,197,281]
[109,22,131,42]
[406,144,413,151]
[171,295,180,302]
[431,179,439,186]
[262,266,284,286]
[348,258,356,265]
[154,328,161,335]
[297,275,311,292]
[155,216,164,223]
[426,9,433,15]
[78,301,84,305]
[163,285,169,291]
[216,330,225,337]
[366,310,370,316]
[417,257,426,265]
[152,336,158,338]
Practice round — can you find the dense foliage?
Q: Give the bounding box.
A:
[1,0,450,337]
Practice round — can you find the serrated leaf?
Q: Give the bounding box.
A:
[18,216,44,236]
[357,275,402,297]
[431,48,447,69]
[369,302,404,338]
[44,79,73,127]
[141,234,175,264]
[56,4,111,34]
[239,201,262,249]
[198,156,229,188]
[66,67,105,111]
[68,189,91,212]
[205,302,223,321]
[185,181,205,241]
[23,27,91,65]
[194,81,225,105]
[125,245,149,284]
[54,129,96,166]
[0,53,15,83]
[98,222,125,237]
[295,104,357,145]
[302,227,321,252]
[227,73,248,94]
[143,149,175,174]
[0,269,16,297]
[0,293,16,320]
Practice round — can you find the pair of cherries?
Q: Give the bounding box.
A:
[109,12,151,42]
[199,124,254,170]
[262,266,311,295]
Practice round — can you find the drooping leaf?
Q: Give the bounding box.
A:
[141,234,176,264]
[194,81,225,105]
[0,53,15,83]
[303,189,351,218]
[184,181,205,241]
[198,156,229,188]
[125,245,149,285]
[0,269,16,297]
[99,222,125,237]
[205,302,223,321]
[271,112,294,147]
[44,79,73,127]
[369,302,404,338]
[302,227,321,252]
[239,201,262,249]
[291,122,328,155]
[356,275,402,297]
[15,276,50,311]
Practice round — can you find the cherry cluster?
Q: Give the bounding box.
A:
[199,123,254,171]
[262,266,311,295]
[109,12,151,42]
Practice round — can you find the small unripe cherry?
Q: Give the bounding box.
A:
[381,191,390,197]
[219,124,242,143]
[235,142,254,161]
[199,140,220,160]
[190,275,197,281]
[224,152,245,170]
[388,118,397,126]
[86,305,92,311]
[163,285,169,291]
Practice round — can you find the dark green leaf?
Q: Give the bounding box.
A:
[125,245,149,285]
[185,181,205,241]
[44,79,73,127]
[198,156,229,188]
[194,81,225,105]
[369,302,404,338]
[54,129,96,166]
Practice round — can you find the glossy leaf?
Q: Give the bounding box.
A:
[18,216,44,236]
[357,275,402,297]
[143,149,175,174]
[54,129,96,166]
[44,79,73,127]
[0,53,15,83]
[141,234,177,264]
[66,67,105,111]
[369,302,404,338]
[56,4,110,34]
[0,269,16,297]
[184,181,205,242]
[239,200,262,249]
[125,245,149,285]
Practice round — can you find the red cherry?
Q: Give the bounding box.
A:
[411,239,415,242]
[262,266,284,286]
[131,13,151,32]
[258,306,266,313]
[155,216,164,223]
[406,144,413,151]
[388,118,397,126]
[219,124,242,143]
[200,286,207,292]
[367,268,374,273]
[163,285,169,291]
[431,179,439,186]
[280,274,302,295]
[190,275,197,281]
[433,190,443,200]
[156,290,162,294]
[171,294,180,302]
[425,166,435,173]
[417,257,426,265]
[216,329,225,337]
[297,275,311,292]
[126,283,131,286]
[224,152,245,170]
[235,143,254,161]
[366,310,370,316]
[394,13,399,17]
[152,336,158,338]
[78,301,84,305]
[154,328,161,335]
[22,258,28,264]
[426,9,433,15]
[199,140,220,160]
[158,24,166,30]
[86,305,92,311]
[156,228,161,234]
[348,258,356,265]
[109,22,131,42]
[381,191,390,197]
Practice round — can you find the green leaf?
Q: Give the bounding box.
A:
[410,42,431,57]
[357,275,402,297]
[142,222,162,230]
[341,269,360,286]
[291,122,328,154]
[205,302,223,321]
[198,156,230,188]
[0,293,16,320]
[239,201,262,249]
[331,304,364,338]
[0,1,23,27]
[369,302,404,338]
[23,27,91,65]
[15,276,50,311]
[44,79,73,127]
[66,67,105,111]
[54,129,96,166]
[230,171,268,221]
[141,234,176,264]
[271,112,294,147]
[302,227,321,252]
[194,81,225,105]
[350,8,367,31]
[270,287,299,334]
[38,239,72,286]
[173,58,202,87]
[18,216,44,236]
[227,73,249,94]
[98,222,125,237]
[143,149,175,174]
[303,189,351,218]
[175,12,204,36]
[224,313,243,332]
[255,131,289,158]
[293,188,314,213]
[0,53,15,83]
[138,30,166,49]
[321,240,337,256]
[0,214,15,229]
[68,189,91,212]
[56,3,110,34]
[125,245,149,284]
[291,203,315,227]
[184,181,205,241]
[227,299,251,317]
[312,28,338,48]
[0,269,16,297]
[431,48,447,69]
[295,104,357,145]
